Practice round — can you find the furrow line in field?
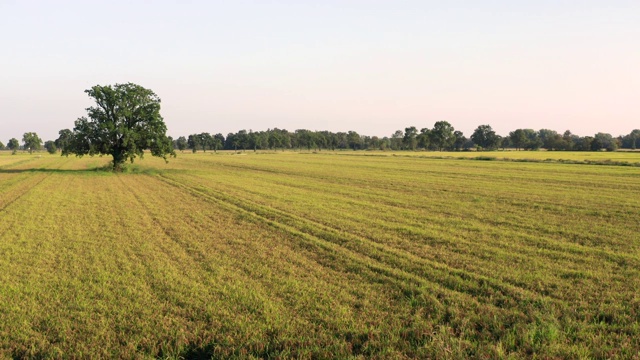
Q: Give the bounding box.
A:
[211,169,639,268]
[156,173,560,313]
[0,157,39,170]
[154,173,475,309]
[0,174,51,215]
[0,157,73,215]
[195,177,637,287]
[213,158,640,194]
[213,161,639,222]
[117,175,214,275]
[202,185,569,304]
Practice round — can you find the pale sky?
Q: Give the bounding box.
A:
[1,0,639,142]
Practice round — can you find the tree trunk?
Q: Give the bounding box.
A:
[112,151,125,172]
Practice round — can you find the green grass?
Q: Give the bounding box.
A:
[321,148,640,166]
[0,151,639,358]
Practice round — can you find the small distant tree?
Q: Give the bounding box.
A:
[55,129,74,153]
[403,126,418,150]
[225,132,238,151]
[187,134,201,153]
[22,132,42,154]
[430,121,455,151]
[522,129,543,150]
[621,129,640,149]
[0,141,4,150]
[470,125,499,150]
[509,129,527,150]
[417,128,431,150]
[44,140,57,154]
[591,133,618,151]
[453,130,467,151]
[562,130,576,151]
[175,136,188,152]
[500,136,512,150]
[538,129,559,150]
[390,130,404,150]
[199,132,214,152]
[574,136,594,151]
[213,133,225,152]
[62,83,175,171]
[7,138,20,154]
[347,131,362,150]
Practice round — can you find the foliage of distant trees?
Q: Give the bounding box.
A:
[44,140,57,154]
[7,138,19,154]
[3,123,639,156]
[175,124,640,153]
[22,132,42,154]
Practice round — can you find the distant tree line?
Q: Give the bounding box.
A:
[3,124,640,155]
[174,123,640,153]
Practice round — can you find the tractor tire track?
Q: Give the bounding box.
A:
[155,173,563,316]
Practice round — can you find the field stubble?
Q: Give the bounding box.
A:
[0,151,638,358]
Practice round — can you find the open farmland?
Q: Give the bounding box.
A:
[342,149,640,164]
[0,151,639,358]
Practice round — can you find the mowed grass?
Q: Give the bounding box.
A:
[0,151,639,358]
[328,148,640,164]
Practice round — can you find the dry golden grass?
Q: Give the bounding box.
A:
[0,151,639,358]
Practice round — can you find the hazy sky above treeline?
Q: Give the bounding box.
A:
[1,0,638,142]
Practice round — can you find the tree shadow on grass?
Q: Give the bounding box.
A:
[0,167,113,174]
[0,166,185,175]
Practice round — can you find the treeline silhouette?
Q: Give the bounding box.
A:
[2,122,639,154]
[173,122,640,152]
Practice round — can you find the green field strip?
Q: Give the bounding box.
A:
[157,172,567,315]
[1,153,639,358]
[172,159,636,266]
[169,155,640,334]
[173,165,639,280]
[0,157,72,216]
[119,174,430,357]
[169,172,624,312]
[0,156,40,169]
[154,172,627,357]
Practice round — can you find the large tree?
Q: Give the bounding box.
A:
[63,83,175,170]
[22,132,42,154]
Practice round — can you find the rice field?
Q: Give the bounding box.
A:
[0,151,639,358]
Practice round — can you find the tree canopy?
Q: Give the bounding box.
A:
[22,132,42,154]
[471,125,500,150]
[7,138,19,153]
[44,140,57,154]
[63,83,175,170]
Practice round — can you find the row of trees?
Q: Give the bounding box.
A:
[174,124,640,153]
[3,125,639,156]
[3,83,637,172]
[0,133,58,154]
